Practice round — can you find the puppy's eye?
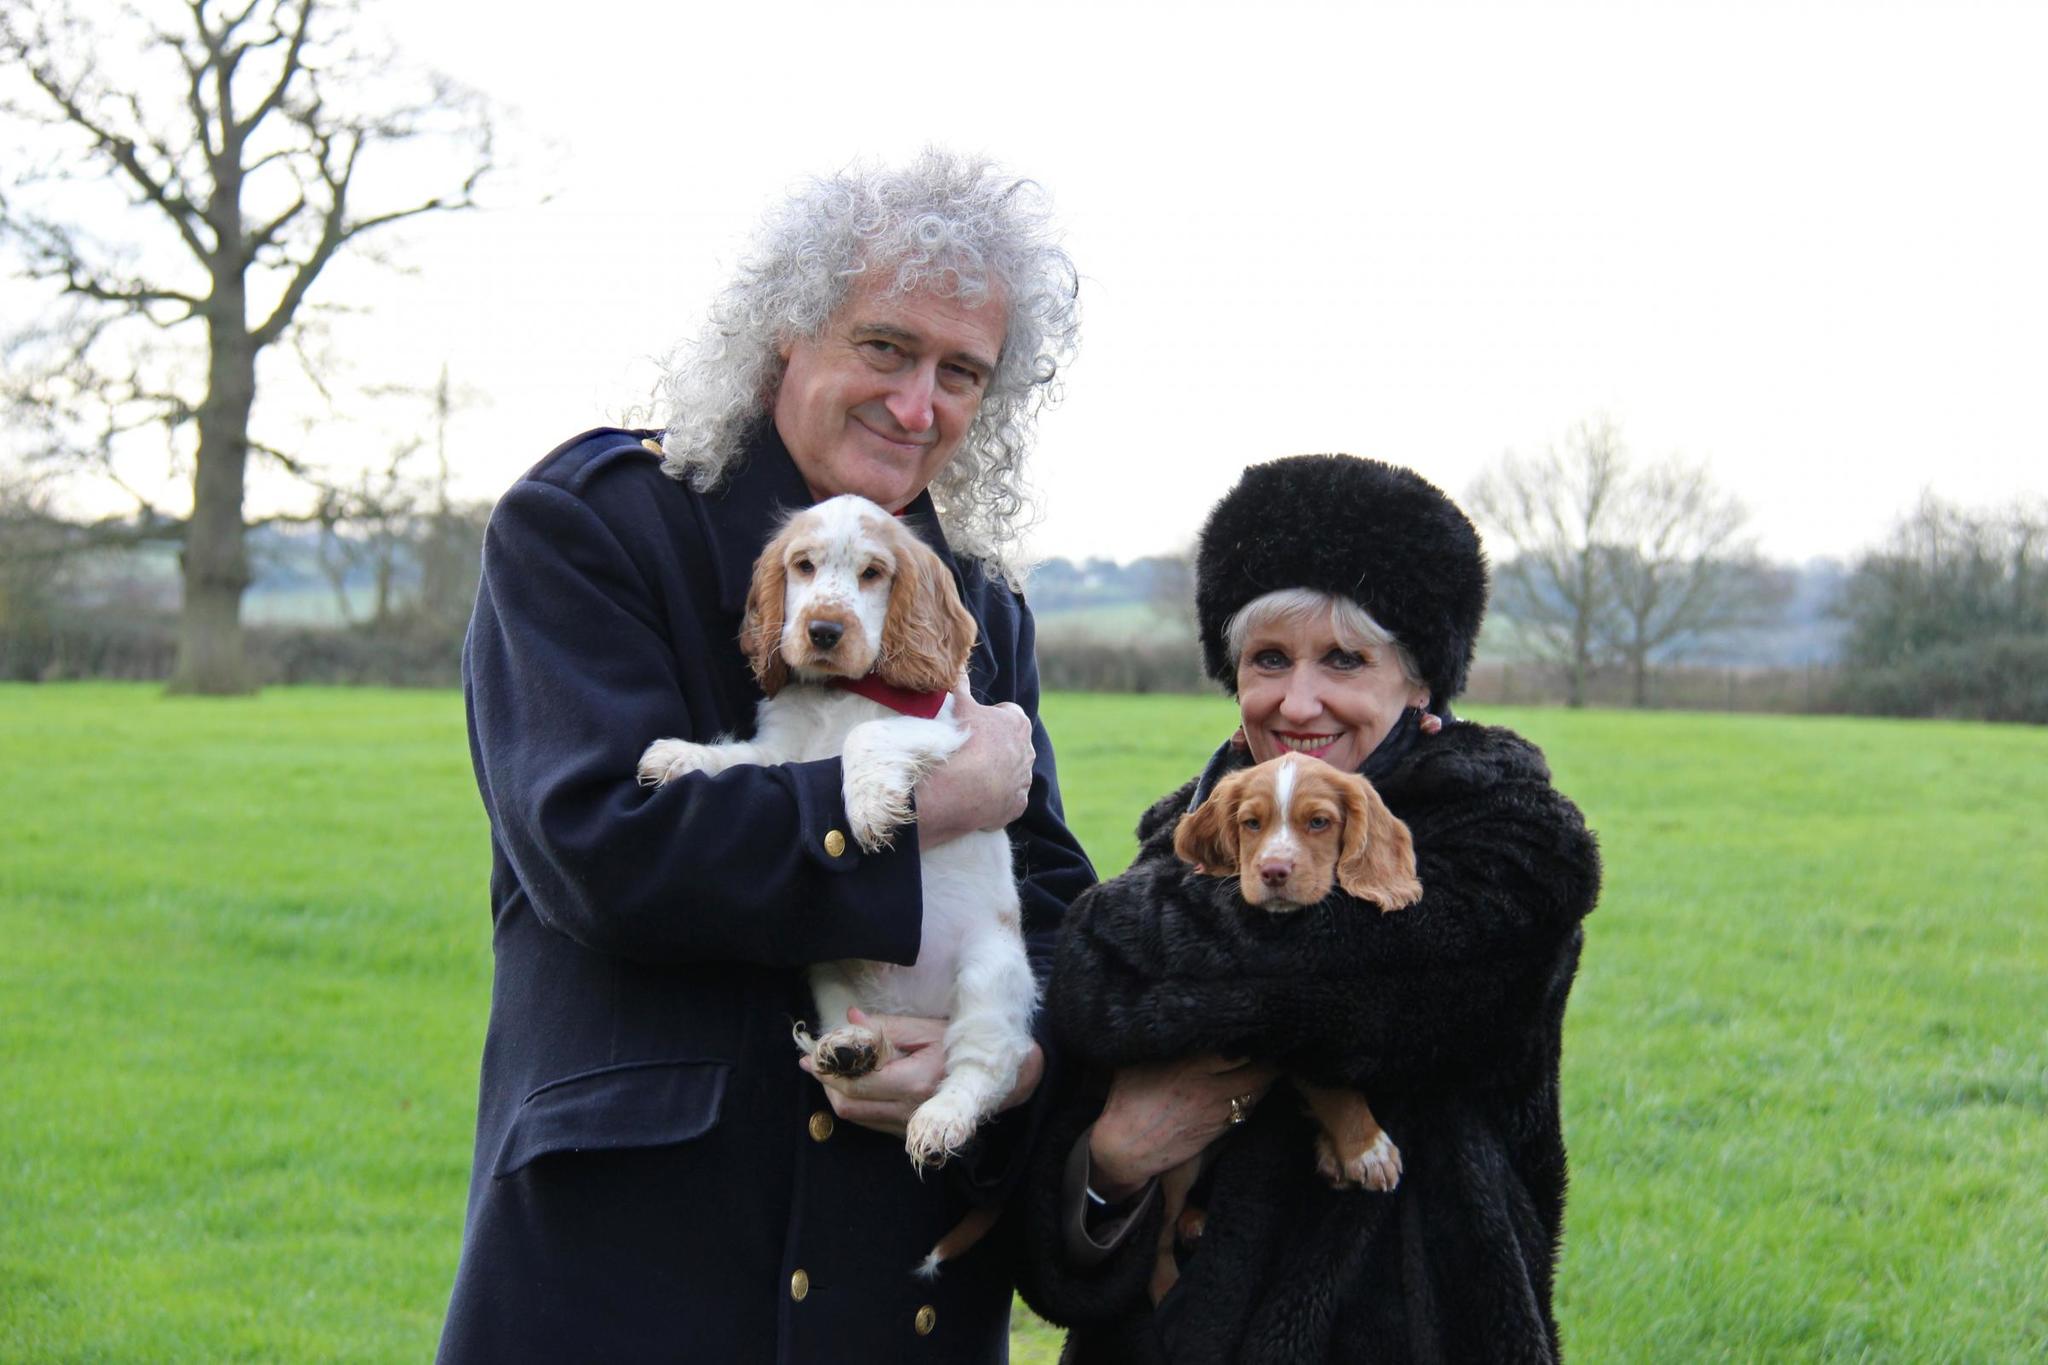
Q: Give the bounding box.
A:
[794,558,815,576]
[861,565,883,582]
[1241,817,1261,833]
[1306,815,1332,832]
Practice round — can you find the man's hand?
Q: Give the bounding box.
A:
[915,692,1033,849]
[1087,1055,1282,1201]
[801,1009,943,1136]
[800,1008,1043,1137]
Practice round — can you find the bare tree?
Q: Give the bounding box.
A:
[312,365,484,632]
[1467,416,1627,707]
[1,0,492,693]
[1471,417,1783,708]
[1839,493,2048,665]
[1597,460,1789,705]
[1830,494,2048,721]
[313,442,418,628]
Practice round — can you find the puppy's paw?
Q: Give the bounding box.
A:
[905,1091,981,1170]
[809,1025,886,1080]
[1355,1130,1404,1191]
[1315,1128,1404,1192]
[638,738,708,787]
[843,770,915,852]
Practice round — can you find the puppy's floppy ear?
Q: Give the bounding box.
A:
[1174,774,1245,875]
[1335,776,1422,911]
[879,521,978,693]
[742,517,795,697]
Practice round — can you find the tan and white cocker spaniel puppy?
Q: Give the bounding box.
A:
[1151,753,1422,1301]
[637,494,1037,1183]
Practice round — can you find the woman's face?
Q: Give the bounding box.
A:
[1237,614,1429,773]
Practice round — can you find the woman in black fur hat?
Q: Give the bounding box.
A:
[1013,455,1602,1363]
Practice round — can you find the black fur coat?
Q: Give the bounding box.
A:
[1013,721,1601,1364]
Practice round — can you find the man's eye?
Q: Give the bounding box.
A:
[943,363,985,388]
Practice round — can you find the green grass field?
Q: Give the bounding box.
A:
[2,684,2044,1361]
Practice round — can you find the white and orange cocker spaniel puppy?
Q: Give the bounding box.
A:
[637,495,1037,1180]
[1150,753,1422,1301]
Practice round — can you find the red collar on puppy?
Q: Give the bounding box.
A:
[830,675,949,719]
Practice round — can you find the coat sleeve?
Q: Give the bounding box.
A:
[1007,1056,1165,1330]
[465,476,928,967]
[1049,759,1600,1091]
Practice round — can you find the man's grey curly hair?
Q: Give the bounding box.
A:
[656,149,1080,575]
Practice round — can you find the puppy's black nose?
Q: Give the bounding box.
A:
[808,621,843,650]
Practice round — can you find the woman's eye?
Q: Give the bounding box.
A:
[1251,649,1288,670]
[1326,649,1364,671]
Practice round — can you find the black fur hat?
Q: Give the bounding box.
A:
[1194,454,1490,706]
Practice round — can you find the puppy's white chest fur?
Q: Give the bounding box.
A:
[640,683,1033,1173]
[746,690,1007,1020]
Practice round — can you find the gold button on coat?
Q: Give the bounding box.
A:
[823,829,847,857]
[789,1269,809,1302]
[807,1110,834,1142]
[639,437,664,455]
[914,1305,937,1336]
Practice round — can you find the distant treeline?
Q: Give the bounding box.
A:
[4,495,2044,723]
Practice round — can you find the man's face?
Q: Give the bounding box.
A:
[772,276,1007,511]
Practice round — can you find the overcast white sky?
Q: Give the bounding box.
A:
[24,0,2048,567]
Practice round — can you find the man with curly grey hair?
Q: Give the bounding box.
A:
[438,150,1095,1362]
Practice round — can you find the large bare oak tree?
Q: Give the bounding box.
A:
[1,0,491,692]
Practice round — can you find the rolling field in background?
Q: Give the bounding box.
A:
[2,684,2044,1361]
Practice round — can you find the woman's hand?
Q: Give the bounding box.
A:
[1087,1055,1282,1200]
[799,1008,1044,1135]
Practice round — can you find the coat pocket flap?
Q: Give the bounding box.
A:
[493,1058,731,1179]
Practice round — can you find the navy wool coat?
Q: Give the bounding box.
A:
[437,422,1095,1364]
[1012,723,1599,1364]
